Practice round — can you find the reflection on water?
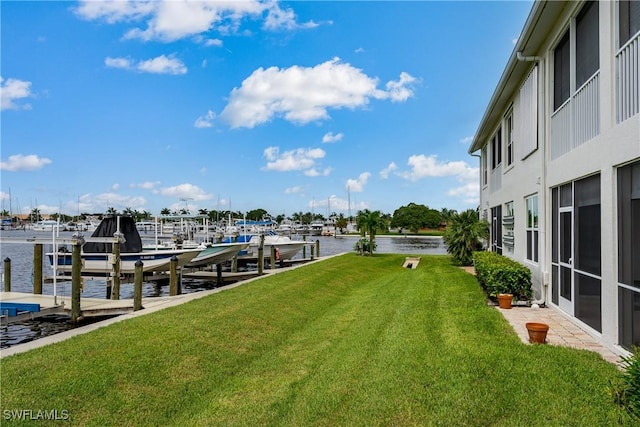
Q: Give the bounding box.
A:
[0,230,447,349]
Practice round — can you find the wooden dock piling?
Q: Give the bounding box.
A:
[33,244,43,294]
[133,260,143,311]
[257,234,264,275]
[3,257,11,292]
[71,238,82,323]
[169,256,178,296]
[111,235,121,300]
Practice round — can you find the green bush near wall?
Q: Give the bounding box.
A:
[472,251,533,301]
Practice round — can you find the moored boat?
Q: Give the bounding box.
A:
[46,215,200,274]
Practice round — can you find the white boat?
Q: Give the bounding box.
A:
[30,220,60,231]
[48,248,200,274]
[309,221,324,236]
[46,215,200,274]
[186,242,249,267]
[244,233,307,261]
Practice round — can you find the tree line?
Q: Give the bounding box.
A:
[9,202,461,234]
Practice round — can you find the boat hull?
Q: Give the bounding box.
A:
[186,243,249,267]
[47,249,200,274]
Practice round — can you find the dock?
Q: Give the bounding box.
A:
[0,292,174,325]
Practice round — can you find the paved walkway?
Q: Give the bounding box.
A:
[460,266,624,366]
[495,304,624,365]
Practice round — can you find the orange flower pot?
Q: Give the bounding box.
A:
[526,322,549,344]
[497,293,513,309]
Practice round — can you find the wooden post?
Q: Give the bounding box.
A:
[315,240,320,258]
[270,246,276,269]
[33,244,43,294]
[133,260,143,311]
[111,236,121,300]
[71,238,82,324]
[169,256,178,296]
[310,244,315,260]
[3,257,11,292]
[302,235,307,258]
[216,263,222,286]
[257,234,264,275]
[231,255,238,273]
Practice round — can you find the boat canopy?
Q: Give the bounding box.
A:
[83,215,143,253]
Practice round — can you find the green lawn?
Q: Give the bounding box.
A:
[0,254,630,426]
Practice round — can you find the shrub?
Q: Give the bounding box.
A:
[612,347,640,421]
[354,238,376,255]
[472,251,533,301]
[443,209,488,266]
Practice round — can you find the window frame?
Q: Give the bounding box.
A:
[525,194,539,263]
[505,110,514,168]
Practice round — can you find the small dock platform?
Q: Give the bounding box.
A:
[182,270,263,282]
[0,292,174,324]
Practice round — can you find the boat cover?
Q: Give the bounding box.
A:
[82,215,143,253]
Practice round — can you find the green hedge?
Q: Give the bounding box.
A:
[472,251,533,301]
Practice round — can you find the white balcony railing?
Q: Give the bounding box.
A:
[550,72,600,160]
[616,32,639,123]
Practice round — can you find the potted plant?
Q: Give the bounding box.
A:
[472,251,534,309]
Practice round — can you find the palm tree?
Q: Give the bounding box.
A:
[442,209,489,266]
[356,209,384,255]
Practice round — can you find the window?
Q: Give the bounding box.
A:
[491,128,502,170]
[503,201,514,251]
[554,30,570,110]
[553,1,600,109]
[619,0,640,47]
[618,161,640,350]
[619,161,640,288]
[519,66,538,158]
[576,1,599,88]
[526,195,539,263]
[482,146,488,186]
[505,112,514,167]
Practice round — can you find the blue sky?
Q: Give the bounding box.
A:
[1,0,533,218]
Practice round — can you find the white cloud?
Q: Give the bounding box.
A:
[1,77,33,110]
[262,146,326,174]
[111,183,120,191]
[219,58,417,128]
[384,72,419,102]
[379,162,398,179]
[460,136,473,145]
[194,110,216,128]
[0,154,51,171]
[263,4,318,31]
[304,167,332,177]
[322,132,343,143]
[285,186,303,194]
[345,172,371,193]
[105,55,187,75]
[131,181,160,190]
[157,183,213,201]
[77,192,148,213]
[204,38,223,47]
[447,182,480,205]
[354,47,365,53]
[75,1,315,43]
[397,154,477,182]
[396,154,479,204]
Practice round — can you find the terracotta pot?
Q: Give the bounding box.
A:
[497,293,513,309]
[526,322,549,344]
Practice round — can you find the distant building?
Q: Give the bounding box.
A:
[469,1,639,353]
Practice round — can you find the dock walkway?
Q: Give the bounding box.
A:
[0,292,174,324]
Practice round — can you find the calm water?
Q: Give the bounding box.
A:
[0,229,446,348]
